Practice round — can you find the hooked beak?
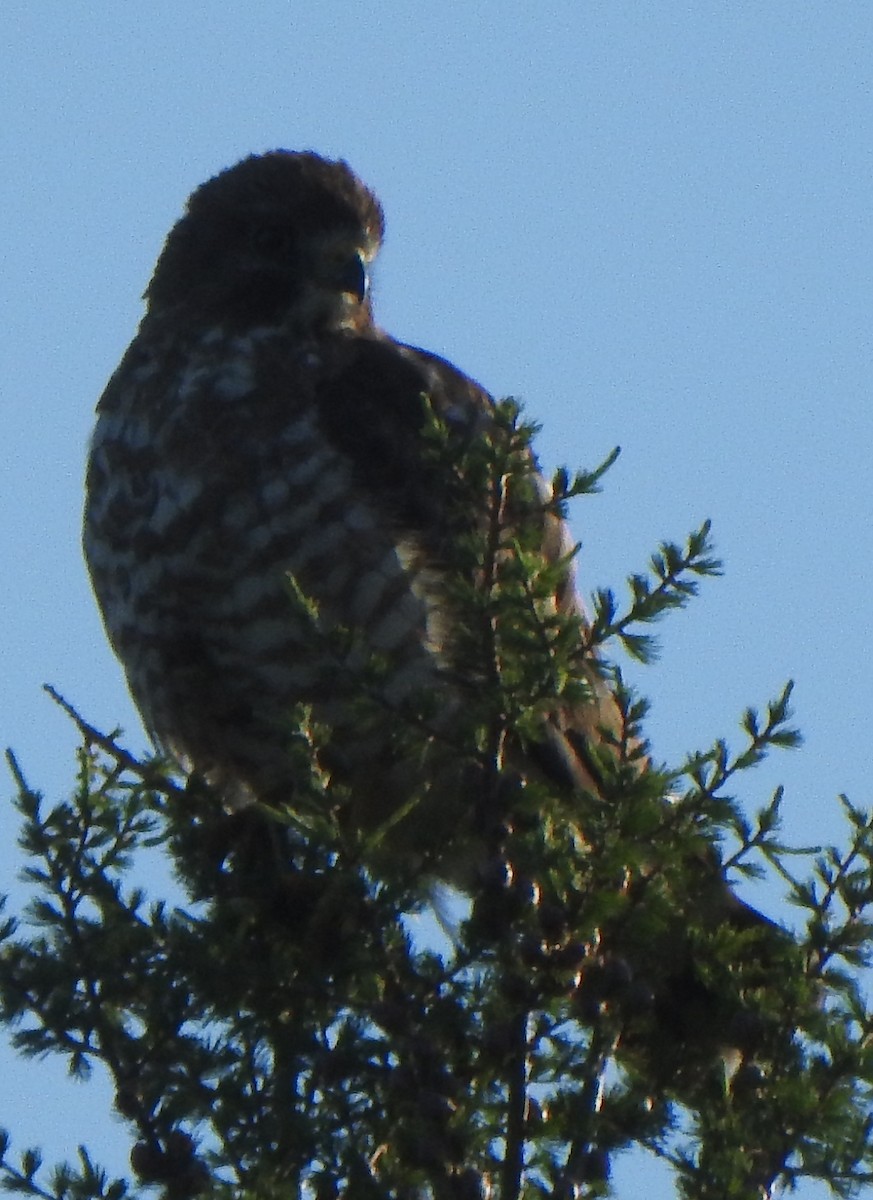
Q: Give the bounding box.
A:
[335,252,368,303]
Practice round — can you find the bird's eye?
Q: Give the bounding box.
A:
[247,224,295,259]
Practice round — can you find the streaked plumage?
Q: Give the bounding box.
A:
[84,153,636,878]
[83,153,799,1104]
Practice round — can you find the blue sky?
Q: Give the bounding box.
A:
[1,4,871,1195]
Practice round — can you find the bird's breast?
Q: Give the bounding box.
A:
[84,328,452,774]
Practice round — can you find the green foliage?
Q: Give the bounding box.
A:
[3,402,873,1198]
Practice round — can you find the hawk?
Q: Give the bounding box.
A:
[83,152,798,1102]
[83,150,624,887]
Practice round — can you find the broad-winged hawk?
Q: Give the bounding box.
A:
[83,152,638,882]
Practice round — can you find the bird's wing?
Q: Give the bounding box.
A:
[312,331,630,798]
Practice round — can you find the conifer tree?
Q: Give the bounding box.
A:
[3,404,873,1199]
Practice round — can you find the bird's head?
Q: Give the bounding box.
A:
[144,150,385,334]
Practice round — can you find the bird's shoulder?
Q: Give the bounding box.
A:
[90,318,508,550]
[312,331,493,510]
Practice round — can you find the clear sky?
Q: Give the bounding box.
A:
[1,3,870,1195]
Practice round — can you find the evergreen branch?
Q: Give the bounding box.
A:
[5,420,873,1196]
[40,686,184,803]
[678,681,801,803]
[587,520,722,662]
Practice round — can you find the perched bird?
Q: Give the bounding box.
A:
[83,150,625,883]
[84,152,800,1107]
